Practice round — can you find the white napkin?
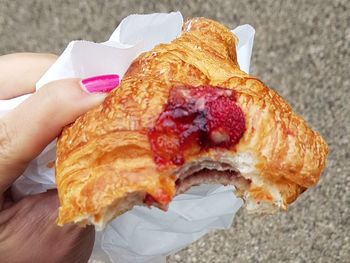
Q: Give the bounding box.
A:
[0,12,255,263]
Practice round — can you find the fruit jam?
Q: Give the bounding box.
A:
[148,85,246,166]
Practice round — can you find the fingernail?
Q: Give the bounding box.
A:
[81,74,120,93]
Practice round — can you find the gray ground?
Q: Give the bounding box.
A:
[1,0,349,262]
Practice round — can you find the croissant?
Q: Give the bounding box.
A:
[56,18,328,228]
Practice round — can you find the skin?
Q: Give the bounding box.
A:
[0,53,107,262]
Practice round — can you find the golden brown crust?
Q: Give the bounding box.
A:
[56,17,328,225]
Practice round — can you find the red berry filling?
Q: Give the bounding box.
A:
[148,86,245,166]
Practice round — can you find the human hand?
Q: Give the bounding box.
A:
[0,53,108,262]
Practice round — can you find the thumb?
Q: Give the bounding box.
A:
[0,78,110,193]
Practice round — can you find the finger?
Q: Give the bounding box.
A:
[0,53,57,99]
[0,79,107,193]
[0,190,95,263]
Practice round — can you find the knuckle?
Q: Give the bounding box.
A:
[41,82,62,102]
[40,79,81,106]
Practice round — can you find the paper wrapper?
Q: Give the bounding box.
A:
[0,12,255,263]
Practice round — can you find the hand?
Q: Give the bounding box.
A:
[0,53,107,262]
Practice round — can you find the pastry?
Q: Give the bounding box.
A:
[56,18,328,228]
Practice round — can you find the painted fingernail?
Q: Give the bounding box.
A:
[81,74,120,93]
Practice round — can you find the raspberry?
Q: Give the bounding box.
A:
[148,86,245,166]
[206,96,246,147]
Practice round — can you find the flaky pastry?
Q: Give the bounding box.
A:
[56,18,328,228]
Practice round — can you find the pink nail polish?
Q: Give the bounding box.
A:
[81,74,120,93]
